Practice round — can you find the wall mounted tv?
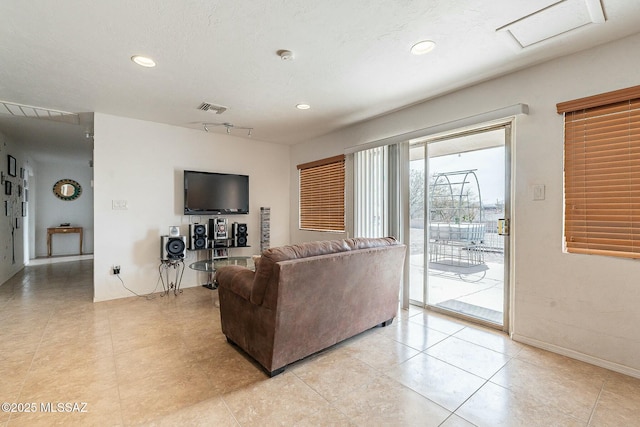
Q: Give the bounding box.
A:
[184,170,249,215]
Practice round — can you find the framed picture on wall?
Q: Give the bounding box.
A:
[7,155,16,177]
[4,180,11,196]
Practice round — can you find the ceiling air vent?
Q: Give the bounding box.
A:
[1,100,80,124]
[198,102,227,115]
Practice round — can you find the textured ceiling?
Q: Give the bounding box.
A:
[1,0,639,162]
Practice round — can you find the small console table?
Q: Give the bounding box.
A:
[47,226,83,257]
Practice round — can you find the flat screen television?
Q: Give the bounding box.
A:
[184,170,249,215]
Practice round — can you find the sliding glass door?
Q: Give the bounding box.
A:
[409,125,511,328]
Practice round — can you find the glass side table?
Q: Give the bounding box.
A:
[189,256,255,290]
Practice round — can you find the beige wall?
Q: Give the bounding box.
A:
[93,114,290,301]
[290,33,640,376]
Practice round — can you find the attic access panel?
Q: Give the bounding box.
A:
[497,0,605,48]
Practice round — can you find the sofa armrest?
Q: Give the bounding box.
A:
[215,266,255,301]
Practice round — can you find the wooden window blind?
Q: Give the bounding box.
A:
[297,155,345,231]
[559,85,640,259]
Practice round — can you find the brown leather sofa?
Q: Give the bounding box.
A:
[215,237,406,376]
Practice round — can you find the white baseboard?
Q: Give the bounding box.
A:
[512,334,640,380]
[29,254,94,265]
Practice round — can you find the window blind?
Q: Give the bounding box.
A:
[297,155,345,231]
[354,146,388,238]
[559,85,640,258]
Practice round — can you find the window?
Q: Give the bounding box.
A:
[558,85,640,259]
[297,155,345,231]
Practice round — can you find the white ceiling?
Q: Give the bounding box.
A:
[1,0,639,162]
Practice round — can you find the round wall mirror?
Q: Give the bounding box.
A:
[53,179,82,201]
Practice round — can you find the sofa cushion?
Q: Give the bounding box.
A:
[345,236,398,250]
[263,239,351,262]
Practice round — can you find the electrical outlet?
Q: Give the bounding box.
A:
[113,265,120,275]
[112,200,128,210]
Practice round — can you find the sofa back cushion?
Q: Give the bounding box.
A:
[250,237,399,305]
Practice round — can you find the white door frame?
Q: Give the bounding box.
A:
[402,121,514,332]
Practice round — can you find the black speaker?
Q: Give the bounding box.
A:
[161,235,187,261]
[233,222,248,247]
[189,223,208,250]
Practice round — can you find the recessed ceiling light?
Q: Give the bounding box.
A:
[296,104,311,110]
[131,55,156,67]
[410,40,436,55]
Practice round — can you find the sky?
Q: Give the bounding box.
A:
[411,145,505,205]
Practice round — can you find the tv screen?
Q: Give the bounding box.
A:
[184,170,249,215]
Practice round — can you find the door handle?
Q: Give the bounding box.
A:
[497,218,510,236]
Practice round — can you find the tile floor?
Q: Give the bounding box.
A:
[1,260,639,426]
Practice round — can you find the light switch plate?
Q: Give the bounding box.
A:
[532,184,545,201]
